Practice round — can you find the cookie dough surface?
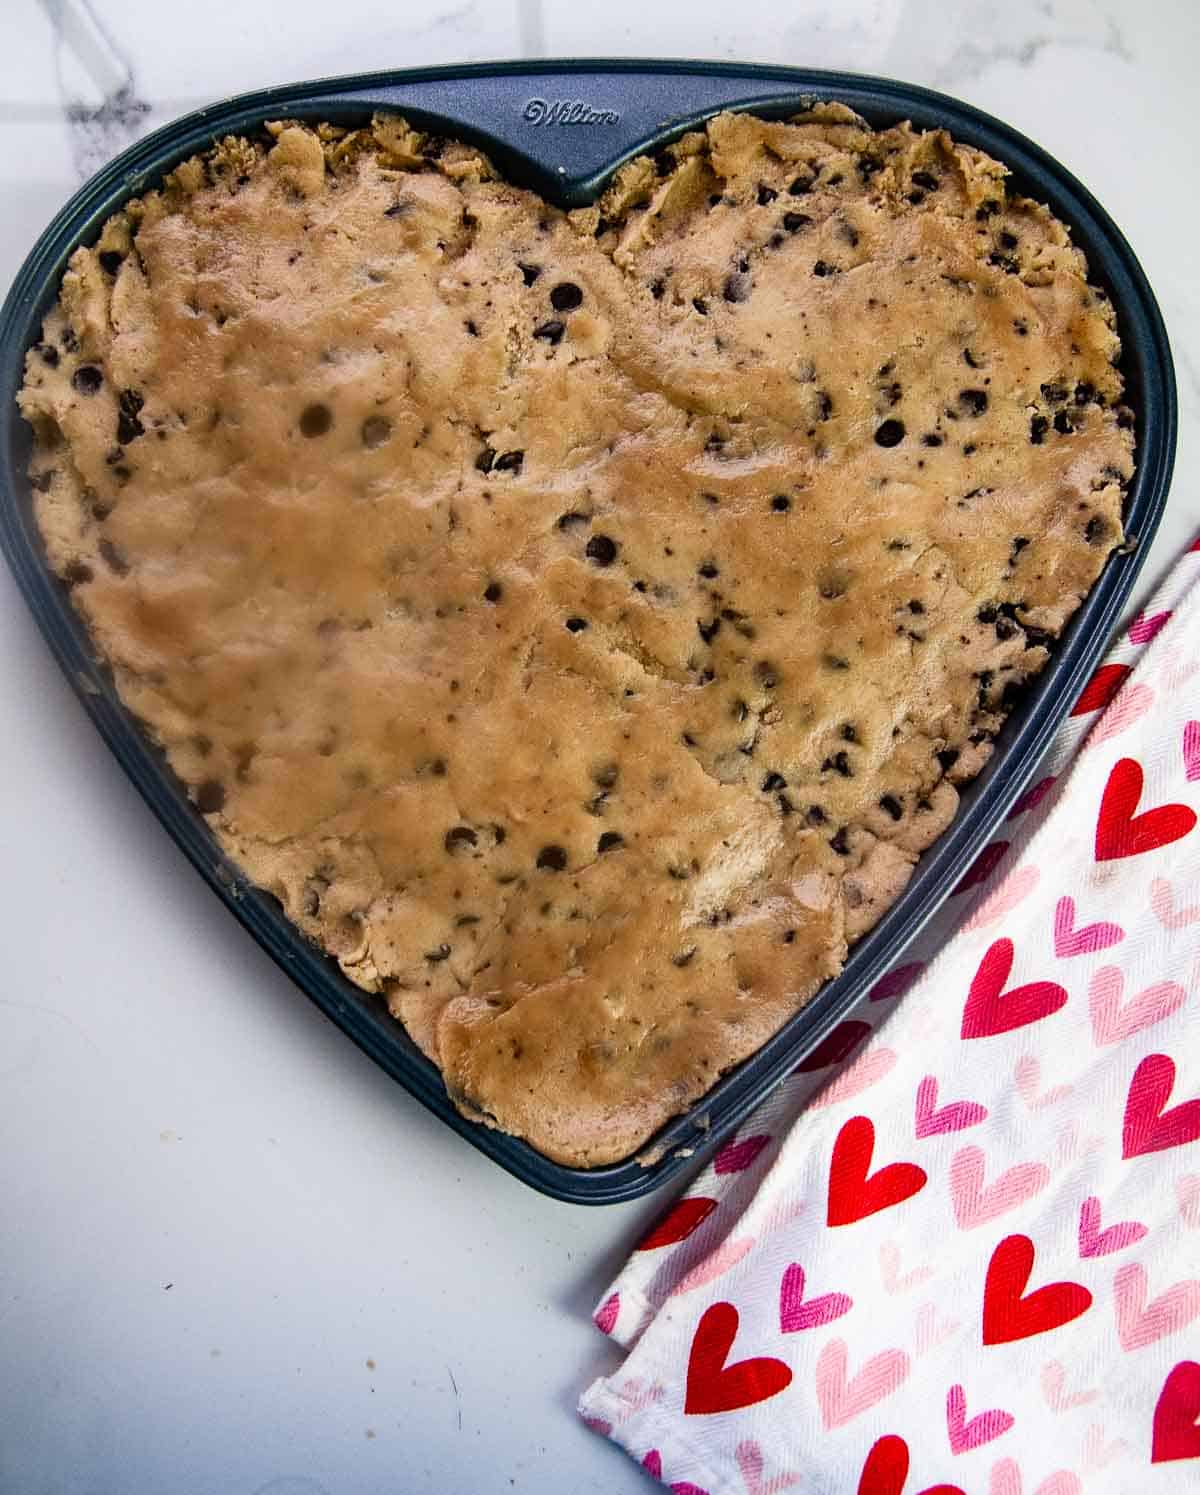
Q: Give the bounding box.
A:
[19,107,1134,1165]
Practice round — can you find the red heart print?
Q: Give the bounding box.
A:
[683,1302,792,1415]
[1122,1054,1200,1158]
[796,1020,872,1071]
[950,1146,1048,1230]
[1053,896,1124,958]
[1128,608,1171,645]
[982,1234,1093,1345]
[593,1293,620,1334]
[714,1134,772,1174]
[779,1263,852,1332]
[870,962,925,1002]
[857,1434,966,1495]
[1070,663,1130,716]
[637,1196,717,1250]
[827,1116,928,1227]
[961,939,1068,1039]
[1077,1195,1147,1258]
[952,841,1010,897]
[1088,965,1187,1046]
[1115,1262,1200,1351]
[946,1382,1014,1453]
[914,1075,988,1138]
[1094,757,1196,862]
[1152,1360,1200,1463]
[1185,720,1200,782]
[1006,774,1057,819]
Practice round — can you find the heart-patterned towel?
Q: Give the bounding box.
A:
[579,535,1200,1495]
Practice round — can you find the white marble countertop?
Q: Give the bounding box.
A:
[1,2,1196,1492]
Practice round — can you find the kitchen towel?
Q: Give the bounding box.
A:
[579,534,1200,1494]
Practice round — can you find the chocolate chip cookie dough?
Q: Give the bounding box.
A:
[18,106,1134,1165]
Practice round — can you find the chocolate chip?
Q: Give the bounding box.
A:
[698,561,719,579]
[723,272,751,303]
[424,944,452,963]
[299,403,332,437]
[936,747,960,772]
[959,388,988,416]
[1053,410,1075,435]
[879,793,903,820]
[62,559,93,587]
[999,230,1019,250]
[975,199,1000,220]
[841,723,859,741]
[536,845,568,872]
[585,533,618,566]
[1074,381,1097,406]
[533,319,565,344]
[697,617,721,644]
[98,538,129,576]
[874,419,905,447]
[692,297,709,315]
[98,249,124,275]
[444,826,478,854]
[592,762,619,790]
[518,262,541,286]
[828,751,853,778]
[777,793,795,815]
[483,582,503,603]
[822,653,850,672]
[963,348,983,369]
[1116,407,1134,430]
[474,445,496,473]
[829,828,850,855]
[72,365,103,395]
[754,661,779,689]
[771,494,791,512]
[565,616,589,632]
[1085,515,1107,544]
[988,252,1020,275]
[761,771,786,792]
[195,779,226,814]
[549,281,583,311]
[115,390,145,445]
[597,831,624,854]
[921,433,942,448]
[806,804,827,825]
[35,343,59,367]
[788,174,814,195]
[492,450,524,473]
[1029,414,1049,445]
[649,277,666,300]
[361,415,392,449]
[783,212,812,233]
[812,260,837,277]
[857,155,883,182]
[757,183,779,205]
[912,170,939,191]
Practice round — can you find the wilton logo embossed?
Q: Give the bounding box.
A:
[521,98,621,126]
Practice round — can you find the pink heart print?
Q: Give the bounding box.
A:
[673,1238,757,1296]
[778,1264,853,1333]
[814,1338,910,1428]
[915,1301,961,1356]
[1114,1261,1200,1351]
[1087,965,1188,1046]
[946,1382,1014,1454]
[1052,896,1124,958]
[1014,1055,1073,1111]
[989,1460,1082,1495]
[594,1294,621,1334]
[1178,1175,1200,1228]
[1151,877,1200,931]
[734,1438,801,1495]
[714,1134,773,1175]
[1040,1360,1099,1411]
[641,1449,710,1495]
[1081,1423,1128,1470]
[879,1240,934,1295]
[1128,608,1172,644]
[1087,682,1155,746]
[809,1048,897,1108]
[914,1075,989,1138]
[962,866,1041,932]
[1077,1195,1148,1257]
[950,1146,1049,1230]
[1006,775,1057,821]
[1185,720,1200,782]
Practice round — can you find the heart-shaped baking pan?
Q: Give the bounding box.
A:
[0,61,1176,1202]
